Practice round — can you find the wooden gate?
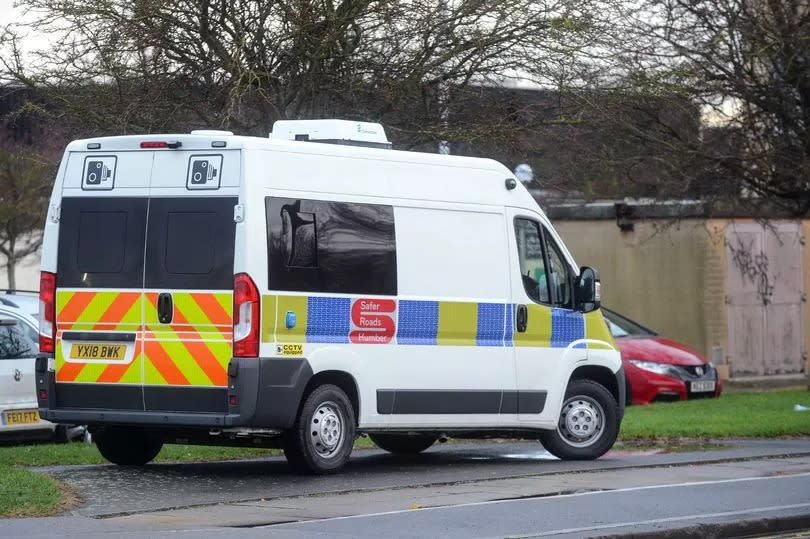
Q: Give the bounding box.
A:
[726,223,804,376]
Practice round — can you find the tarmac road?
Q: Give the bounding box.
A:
[36,438,810,517]
[261,473,810,538]
[1,438,808,538]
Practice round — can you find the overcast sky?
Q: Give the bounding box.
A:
[0,0,21,25]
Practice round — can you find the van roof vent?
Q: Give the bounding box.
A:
[270,119,392,149]
[191,129,234,136]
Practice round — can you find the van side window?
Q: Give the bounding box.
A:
[280,202,317,268]
[266,197,397,295]
[514,219,550,303]
[543,230,573,308]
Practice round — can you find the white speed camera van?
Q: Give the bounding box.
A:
[35,120,624,473]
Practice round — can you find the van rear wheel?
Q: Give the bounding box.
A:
[94,427,163,466]
[369,433,437,455]
[283,384,356,475]
[540,379,619,460]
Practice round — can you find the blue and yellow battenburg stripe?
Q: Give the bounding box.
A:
[264,295,615,349]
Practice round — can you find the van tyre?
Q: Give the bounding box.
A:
[369,433,437,455]
[283,384,356,475]
[94,427,163,466]
[540,379,619,460]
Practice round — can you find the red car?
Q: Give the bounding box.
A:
[602,308,723,405]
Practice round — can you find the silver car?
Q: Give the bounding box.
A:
[0,305,58,441]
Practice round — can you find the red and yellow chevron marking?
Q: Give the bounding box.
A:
[55,290,143,384]
[143,292,232,387]
[53,290,233,387]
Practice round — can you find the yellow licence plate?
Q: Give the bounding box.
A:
[3,410,40,425]
[70,343,127,360]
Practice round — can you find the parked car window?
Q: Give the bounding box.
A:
[0,323,37,360]
[542,230,573,308]
[602,308,658,338]
[514,218,550,303]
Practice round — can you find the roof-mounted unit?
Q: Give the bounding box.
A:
[270,119,392,149]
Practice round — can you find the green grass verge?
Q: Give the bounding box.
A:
[620,390,810,439]
[0,465,67,518]
[0,437,378,468]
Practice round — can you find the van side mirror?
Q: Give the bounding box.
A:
[575,266,601,313]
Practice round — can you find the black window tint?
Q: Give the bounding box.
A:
[266,197,397,295]
[0,323,37,360]
[514,218,550,304]
[58,197,148,288]
[543,230,573,308]
[280,203,317,267]
[77,212,127,273]
[165,212,215,274]
[145,197,236,290]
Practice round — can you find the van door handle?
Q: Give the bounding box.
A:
[157,293,173,324]
[516,304,528,333]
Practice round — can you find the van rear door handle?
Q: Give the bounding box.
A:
[516,304,528,333]
[157,293,173,324]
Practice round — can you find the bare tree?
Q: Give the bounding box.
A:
[0,145,53,290]
[1,0,608,142]
[595,0,810,214]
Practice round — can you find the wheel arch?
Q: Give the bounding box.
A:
[303,370,361,426]
[568,364,623,409]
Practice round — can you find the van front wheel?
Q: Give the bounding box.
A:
[540,379,619,460]
[369,433,437,455]
[94,427,163,466]
[283,384,356,474]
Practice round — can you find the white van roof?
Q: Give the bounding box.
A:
[65,132,506,172]
[62,130,541,210]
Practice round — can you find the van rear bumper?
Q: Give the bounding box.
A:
[36,356,312,430]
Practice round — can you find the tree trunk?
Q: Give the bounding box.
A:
[6,235,16,291]
[6,254,16,291]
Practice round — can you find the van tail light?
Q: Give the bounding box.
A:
[233,273,259,358]
[39,271,56,354]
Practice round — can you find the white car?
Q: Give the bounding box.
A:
[0,292,40,318]
[0,305,58,441]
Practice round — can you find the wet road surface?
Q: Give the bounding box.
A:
[36,438,810,517]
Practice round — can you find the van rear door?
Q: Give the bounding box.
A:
[142,150,239,414]
[54,152,151,410]
[54,142,240,416]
